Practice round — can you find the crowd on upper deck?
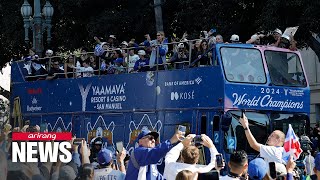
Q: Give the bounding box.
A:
[20,27,298,81]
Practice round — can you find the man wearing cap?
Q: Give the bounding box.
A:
[239,113,285,163]
[169,43,188,69]
[230,34,240,43]
[95,148,126,180]
[89,137,104,163]
[125,129,181,180]
[125,45,139,73]
[134,50,150,72]
[220,150,248,180]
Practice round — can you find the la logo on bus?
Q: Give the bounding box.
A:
[11,132,73,163]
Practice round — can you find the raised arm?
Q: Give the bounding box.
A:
[239,113,262,151]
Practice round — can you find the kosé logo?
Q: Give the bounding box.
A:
[171,91,195,101]
[171,92,179,100]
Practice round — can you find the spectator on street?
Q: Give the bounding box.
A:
[163,134,219,180]
[125,129,182,180]
[219,150,248,180]
[94,148,125,180]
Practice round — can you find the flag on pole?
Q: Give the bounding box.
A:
[282,124,303,162]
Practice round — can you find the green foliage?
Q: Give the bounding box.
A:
[0,0,319,69]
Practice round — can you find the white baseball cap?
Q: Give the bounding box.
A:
[230,34,239,42]
[138,50,146,56]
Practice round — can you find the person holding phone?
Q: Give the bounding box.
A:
[239,111,286,163]
[163,134,219,180]
[125,129,182,180]
[94,148,126,180]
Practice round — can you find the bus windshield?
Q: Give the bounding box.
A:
[265,51,306,87]
[220,47,266,84]
[271,113,308,137]
[225,111,269,154]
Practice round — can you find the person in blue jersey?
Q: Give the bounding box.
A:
[94,148,126,180]
[134,50,150,72]
[125,129,181,180]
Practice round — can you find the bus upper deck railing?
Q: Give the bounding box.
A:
[17,38,217,81]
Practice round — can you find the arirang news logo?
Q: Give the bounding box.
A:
[11,132,72,163]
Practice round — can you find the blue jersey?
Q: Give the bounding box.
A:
[125,140,174,180]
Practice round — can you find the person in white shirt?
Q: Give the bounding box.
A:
[239,112,285,163]
[74,61,94,77]
[220,150,248,180]
[163,134,218,180]
[125,46,139,73]
[303,150,315,176]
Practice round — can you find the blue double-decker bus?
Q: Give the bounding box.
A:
[10,43,310,167]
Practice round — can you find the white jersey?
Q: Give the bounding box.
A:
[94,168,125,180]
[126,54,139,72]
[260,145,285,163]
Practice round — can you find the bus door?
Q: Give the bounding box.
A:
[195,110,221,165]
[71,114,92,139]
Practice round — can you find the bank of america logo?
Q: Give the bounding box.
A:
[32,97,38,104]
[195,77,202,84]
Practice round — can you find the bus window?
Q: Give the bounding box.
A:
[271,113,308,137]
[220,47,266,84]
[265,51,306,87]
[201,114,207,134]
[224,111,269,154]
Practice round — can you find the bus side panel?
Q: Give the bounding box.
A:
[156,67,224,109]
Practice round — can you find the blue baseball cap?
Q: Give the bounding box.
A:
[98,148,113,165]
[248,158,268,180]
[315,153,320,171]
[114,58,124,64]
[137,129,159,141]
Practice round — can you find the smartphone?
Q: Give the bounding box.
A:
[269,162,276,179]
[116,141,124,153]
[241,109,245,118]
[178,125,186,134]
[198,170,219,180]
[216,154,224,167]
[73,138,84,145]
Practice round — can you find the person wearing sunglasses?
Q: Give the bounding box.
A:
[125,129,182,180]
